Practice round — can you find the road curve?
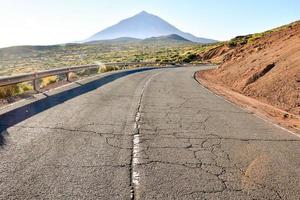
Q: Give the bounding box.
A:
[0,66,299,200]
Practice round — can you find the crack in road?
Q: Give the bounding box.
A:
[133,134,285,199]
[42,163,130,168]
[14,125,126,137]
[132,97,288,200]
[136,130,300,142]
[1,67,298,199]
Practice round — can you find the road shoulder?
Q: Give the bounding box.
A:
[195,69,300,136]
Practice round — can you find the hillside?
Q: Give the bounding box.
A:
[199,21,300,118]
[0,39,202,76]
[85,37,142,44]
[142,34,193,43]
[85,11,216,44]
[86,34,193,45]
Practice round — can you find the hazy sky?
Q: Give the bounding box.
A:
[0,0,299,48]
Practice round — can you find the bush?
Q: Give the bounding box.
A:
[247,33,266,43]
[18,82,33,92]
[228,35,250,47]
[99,65,119,73]
[182,53,197,63]
[41,76,58,88]
[228,40,238,47]
[0,85,20,98]
[22,85,32,92]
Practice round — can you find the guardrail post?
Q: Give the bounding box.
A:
[32,73,40,92]
[33,79,39,92]
[66,71,71,82]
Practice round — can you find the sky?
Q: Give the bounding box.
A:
[0,0,299,48]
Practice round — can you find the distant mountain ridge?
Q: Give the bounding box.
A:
[144,34,191,42]
[86,34,193,44]
[85,11,216,44]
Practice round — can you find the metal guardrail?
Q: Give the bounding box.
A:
[0,62,171,91]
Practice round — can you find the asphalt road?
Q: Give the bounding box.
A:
[0,66,299,200]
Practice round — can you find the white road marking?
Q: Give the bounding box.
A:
[131,72,162,199]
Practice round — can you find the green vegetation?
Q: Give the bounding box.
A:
[0,41,217,76]
[229,32,270,46]
[0,82,33,98]
[228,31,271,47]
[0,39,221,98]
[0,85,20,98]
[182,52,197,63]
[228,35,249,47]
[40,76,58,88]
[1,20,298,99]
[18,82,33,93]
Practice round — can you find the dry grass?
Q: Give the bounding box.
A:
[99,65,120,73]
[0,82,33,98]
[40,76,58,88]
[0,85,20,98]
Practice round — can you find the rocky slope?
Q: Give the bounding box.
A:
[201,21,300,116]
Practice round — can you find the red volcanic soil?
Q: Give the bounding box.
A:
[197,21,300,133]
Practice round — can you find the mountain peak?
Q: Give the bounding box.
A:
[134,11,153,18]
[85,12,217,44]
[138,11,150,15]
[133,11,157,19]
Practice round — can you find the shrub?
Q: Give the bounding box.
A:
[182,53,197,63]
[41,76,58,88]
[247,33,264,43]
[228,35,250,47]
[22,85,32,92]
[228,40,238,47]
[0,85,20,98]
[99,65,119,73]
[18,82,33,92]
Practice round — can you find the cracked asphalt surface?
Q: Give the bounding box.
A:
[0,66,299,200]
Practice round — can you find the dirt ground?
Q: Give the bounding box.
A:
[195,21,300,134]
[204,22,300,116]
[196,70,300,134]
